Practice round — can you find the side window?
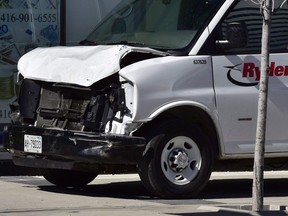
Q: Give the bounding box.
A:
[201,0,288,55]
[221,1,263,54]
[270,3,288,52]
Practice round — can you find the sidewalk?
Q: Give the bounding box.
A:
[191,171,288,215]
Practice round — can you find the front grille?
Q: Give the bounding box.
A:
[18,76,124,133]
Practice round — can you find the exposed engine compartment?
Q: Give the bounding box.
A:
[12,74,128,133]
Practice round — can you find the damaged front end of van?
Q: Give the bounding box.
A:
[4,45,167,174]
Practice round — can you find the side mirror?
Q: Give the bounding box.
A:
[216,22,247,49]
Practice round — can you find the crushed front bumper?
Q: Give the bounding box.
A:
[3,125,146,169]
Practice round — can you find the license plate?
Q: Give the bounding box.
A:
[24,135,42,153]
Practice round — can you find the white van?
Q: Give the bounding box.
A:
[3,0,288,198]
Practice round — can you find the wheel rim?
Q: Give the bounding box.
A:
[161,136,202,185]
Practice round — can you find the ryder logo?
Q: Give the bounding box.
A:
[226,62,288,87]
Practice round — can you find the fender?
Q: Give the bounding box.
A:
[147,100,225,158]
[148,100,213,120]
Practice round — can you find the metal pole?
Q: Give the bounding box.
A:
[60,0,66,46]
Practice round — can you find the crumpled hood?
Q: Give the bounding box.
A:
[18,45,165,87]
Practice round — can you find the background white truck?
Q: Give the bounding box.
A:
[3,0,288,198]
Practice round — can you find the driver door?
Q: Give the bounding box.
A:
[209,1,288,155]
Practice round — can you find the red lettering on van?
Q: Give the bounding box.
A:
[242,62,288,81]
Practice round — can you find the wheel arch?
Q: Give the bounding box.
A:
[134,103,221,159]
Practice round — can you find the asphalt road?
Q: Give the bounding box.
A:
[1,170,288,215]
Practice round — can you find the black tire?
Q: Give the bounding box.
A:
[41,169,98,188]
[138,120,213,198]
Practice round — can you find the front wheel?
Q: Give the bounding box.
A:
[41,169,98,188]
[138,121,213,198]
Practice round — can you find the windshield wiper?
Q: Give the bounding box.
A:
[107,41,145,47]
[79,39,98,46]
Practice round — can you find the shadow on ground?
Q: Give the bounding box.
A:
[36,177,288,201]
[36,178,288,215]
[2,168,288,215]
[0,160,40,176]
[1,162,288,201]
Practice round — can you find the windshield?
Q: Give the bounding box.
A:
[85,0,225,50]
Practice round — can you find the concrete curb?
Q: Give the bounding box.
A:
[198,205,288,215]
